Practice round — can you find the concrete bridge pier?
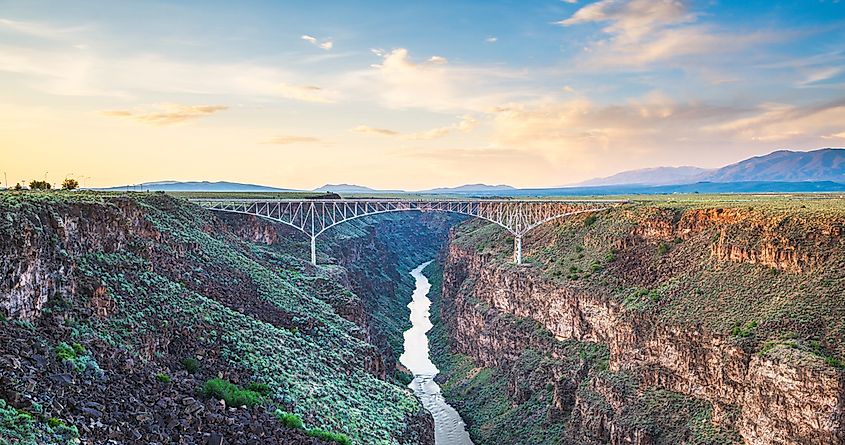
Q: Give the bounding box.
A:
[514,235,522,265]
[310,235,317,266]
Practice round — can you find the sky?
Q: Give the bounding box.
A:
[1,0,844,190]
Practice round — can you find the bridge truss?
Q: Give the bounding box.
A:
[190,199,624,265]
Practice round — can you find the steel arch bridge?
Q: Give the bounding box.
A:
[190,199,625,265]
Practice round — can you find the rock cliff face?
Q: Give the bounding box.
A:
[436,202,845,445]
[1,198,149,321]
[0,194,438,445]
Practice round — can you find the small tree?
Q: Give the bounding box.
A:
[29,180,51,190]
[62,178,79,190]
[12,183,23,191]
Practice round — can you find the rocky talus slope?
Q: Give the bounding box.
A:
[432,198,845,445]
[0,193,454,445]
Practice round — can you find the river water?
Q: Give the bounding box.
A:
[399,261,474,445]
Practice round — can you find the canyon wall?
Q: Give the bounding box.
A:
[435,202,845,445]
[0,194,442,445]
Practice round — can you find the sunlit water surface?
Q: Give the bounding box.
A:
[400,261,474,445]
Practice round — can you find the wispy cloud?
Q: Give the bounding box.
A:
[348,48,531,112]
[485,36,498,43]
[352,115,478,140]
[557,0,770,67]
[708,98,845,142]
[262,135,321,144]
[557,0,694,41]
[98,104,227,125]
[351,125,399,136]
[277,83,337,103]
[0,39,339,102]
[301,34,333,50]
[799,67,842,86]
[0,17,86,39]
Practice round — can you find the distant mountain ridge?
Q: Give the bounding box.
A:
[313,184,402,193]
[576,148,845,186]
[702,148,845,182]
[96,181,294,192]
[421,183,516,193]
[576,166,714,186]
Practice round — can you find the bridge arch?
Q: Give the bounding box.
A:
[191,199,623,265]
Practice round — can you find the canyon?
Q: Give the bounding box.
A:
[431,199,845,445]
[1,193,844,445]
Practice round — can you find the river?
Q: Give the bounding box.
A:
[399,261,474,445]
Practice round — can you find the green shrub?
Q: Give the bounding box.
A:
[181,357,200,374]
[155,373,172,383]
[29,180,51,190]
[55,343,77,361]
[274,410,304,429]
[731,321,758,338]
[395,370,413,386]
[656,242,670,255]
[245,382,271,396]
[61,178,79,190]
[584,214,597,227]
[201,378,264,408]
[824,356,844,369]
[72,342,86,356]
[307,428,352,445]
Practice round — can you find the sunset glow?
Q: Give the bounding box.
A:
[2,1,844,189]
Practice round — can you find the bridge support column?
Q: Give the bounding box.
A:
[310,236,317,266]
[514,235,522,265]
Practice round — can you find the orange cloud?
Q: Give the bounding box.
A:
[263,135,321,145]
[98,104,227,125]
[352,115,478,140]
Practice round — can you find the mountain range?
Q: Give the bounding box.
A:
[96,181,294,192]
[313,184,404,193]
[575,148,845,186]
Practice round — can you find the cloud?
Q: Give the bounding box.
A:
[557,0,769,67]
[0,17,86,39]
[0,19,339,101]
[347,48,531,112]
[557,0,693,41]
[485,36,498,43]
[98,104,227,125]
[482,92,845,181]
[351,125,399,136]
[277,83,337,103]
[301,34,333,50]
[0,44,340,101]
[262,135,321,145]
[708,98,845,142]
[351,115,478,140]
[799,67,842,86]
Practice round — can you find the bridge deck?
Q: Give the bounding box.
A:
[190,198,627,265]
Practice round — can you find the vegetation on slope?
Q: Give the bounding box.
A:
[453,196,845,362]
[0,192,456,444]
